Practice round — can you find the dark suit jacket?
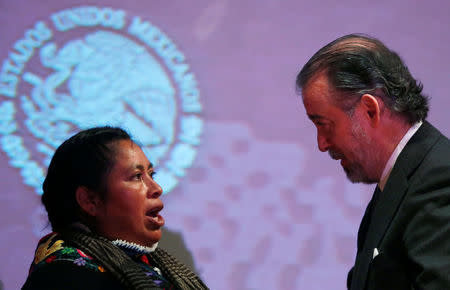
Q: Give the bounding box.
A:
[347,121,450,290]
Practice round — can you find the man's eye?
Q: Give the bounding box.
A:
[318,121,332,128]
[150,171,156,179]
[315,122,326,127]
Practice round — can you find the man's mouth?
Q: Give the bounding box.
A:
[328,150,348,168]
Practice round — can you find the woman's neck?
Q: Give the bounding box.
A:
[71,222,158,255]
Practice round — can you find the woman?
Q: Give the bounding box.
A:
[22,126,208,290]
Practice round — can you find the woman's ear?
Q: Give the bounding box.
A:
[76,186,100,217]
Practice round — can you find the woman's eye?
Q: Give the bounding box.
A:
[150,171,156,179]
[133,173,143,180]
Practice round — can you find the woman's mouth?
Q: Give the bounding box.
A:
[146,206,165,227]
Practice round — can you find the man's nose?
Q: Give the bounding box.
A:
[317,134,330,152]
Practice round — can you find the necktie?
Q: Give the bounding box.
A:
[348,186,382,289]
[356,186,381,252]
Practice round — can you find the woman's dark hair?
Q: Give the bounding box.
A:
[42,126,131,231]
[296,33,429,124]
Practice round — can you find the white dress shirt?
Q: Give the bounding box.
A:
[378,121,423,191]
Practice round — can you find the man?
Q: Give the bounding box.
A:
[296,34,450,289]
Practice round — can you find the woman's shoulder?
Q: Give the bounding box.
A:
[22,263,123,290]
[29,233,105,274]
[22,262,124,290]
[23,233,123,290]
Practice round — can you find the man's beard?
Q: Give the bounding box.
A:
[329,122,378,184]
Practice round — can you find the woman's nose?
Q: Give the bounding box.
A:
[146,177,163,198]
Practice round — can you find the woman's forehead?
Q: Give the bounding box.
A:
[110,140,151,168]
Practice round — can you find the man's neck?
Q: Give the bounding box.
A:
[378,121,423,190]
[373,117,413,182]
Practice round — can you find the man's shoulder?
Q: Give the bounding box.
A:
[415,122,450,168]
[397,121,450,175]
[416,121,450,146]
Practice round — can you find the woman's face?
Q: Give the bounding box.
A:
[94,139,164,246]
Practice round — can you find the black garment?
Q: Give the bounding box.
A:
[23,263,125,290]
[347,122,450,289]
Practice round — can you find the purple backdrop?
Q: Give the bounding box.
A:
[1,1,450,289]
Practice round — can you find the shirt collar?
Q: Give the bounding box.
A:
[111,239,158,255]
[378,121,422,191]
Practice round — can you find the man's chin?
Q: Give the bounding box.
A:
[344,166,377,184]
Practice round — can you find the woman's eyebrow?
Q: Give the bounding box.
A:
[133,162,154,171]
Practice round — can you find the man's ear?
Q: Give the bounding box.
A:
[360,94,382,127]
[76,186,100,217]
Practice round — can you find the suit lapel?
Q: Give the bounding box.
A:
[356,186,381,252]
[350,186,382,289]
[367,167,408,248]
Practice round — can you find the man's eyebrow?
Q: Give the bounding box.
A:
[308,114,326,121]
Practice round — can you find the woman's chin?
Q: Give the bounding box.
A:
[144,229,162,245]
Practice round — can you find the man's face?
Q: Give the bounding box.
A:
[301,72,378,184]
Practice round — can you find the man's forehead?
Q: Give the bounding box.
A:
[302,71,333,97]
[301,74,349,121]
[302,72,352,110]
[304,70,328,85]
[301,73,332,104]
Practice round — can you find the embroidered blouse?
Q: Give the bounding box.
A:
[23,232,174,289]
